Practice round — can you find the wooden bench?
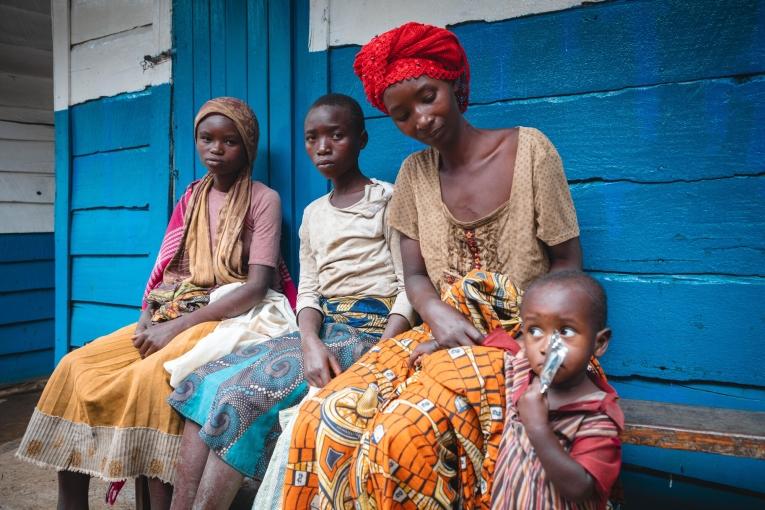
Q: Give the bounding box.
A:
[621,399,765,459]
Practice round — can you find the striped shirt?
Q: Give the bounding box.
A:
[491,342,623,510]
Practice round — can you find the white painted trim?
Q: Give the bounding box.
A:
[51,0,70,111]
[309,0,605,51]
[154,0,172,53]
[308,0,330,53]
[70,0,153,45]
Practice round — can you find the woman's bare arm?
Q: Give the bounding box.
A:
[546,237,583,273]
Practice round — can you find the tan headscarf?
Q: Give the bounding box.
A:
[165,97,260,288]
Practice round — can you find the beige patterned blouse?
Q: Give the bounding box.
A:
[388,127,579,294]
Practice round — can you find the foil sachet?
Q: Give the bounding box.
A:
[539,330,569,394]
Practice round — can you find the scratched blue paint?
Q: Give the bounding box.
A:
[360,77,765,184]
[610,377,765,413]
[0,233,54,383]
[0,320,54,357]
[0,350,53,385]
[55,84,172,355]
[623,445,765,495]
[620,466,765,509]
[330,0,765,119]
[70,303,140,348]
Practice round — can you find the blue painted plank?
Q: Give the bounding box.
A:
[70,209,152,256]
[146,83,173,280]
[224,0,248,101]
[623,445,765,495]
[330,0,765,118]
[70,302,140,347]
[70,256,150,307]
[0,260,53,292]
[210,0,227,97]
[599,273,765,386]
[268,0,297,274]
[621,465,765,508]
[70,89,154,156]
[0,349,53,384]
[291,0,329,280]
[54,108,70,363]
[247,0,270,184]
[610,377,765,413]
[575,176,765,276]
[192,0,212,181]
[0,319,54,356]
[360,76,765,185]
[0,289,53,326]
[0,233,53,263]
[172,0,196,198]
[70,147,153,210]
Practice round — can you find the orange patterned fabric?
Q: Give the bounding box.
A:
[282,271,522,509]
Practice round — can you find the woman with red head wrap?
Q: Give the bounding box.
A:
[283,23,588,510]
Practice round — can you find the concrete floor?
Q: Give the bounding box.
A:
[0,388,137,509]
[0,387,260,509]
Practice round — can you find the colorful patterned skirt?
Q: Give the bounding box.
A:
[16,321,220,484]
[282,271,523,510]
[167,296,393,478]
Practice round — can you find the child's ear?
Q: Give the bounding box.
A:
[359,129,369,150]
[593,327,611,357]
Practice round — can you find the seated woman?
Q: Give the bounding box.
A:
[16,97,288,510]
[282,23,583,509]
[166,93,414,509]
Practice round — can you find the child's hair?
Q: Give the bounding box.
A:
[309,93,366,134]
[523,270,608,330]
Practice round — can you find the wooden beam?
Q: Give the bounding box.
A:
[622,399,765,460]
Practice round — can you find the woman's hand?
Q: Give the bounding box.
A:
[132,319,185,358]
[135,308,152,335]
[301,335,341,388]
[517,377,550,432]
[425,300,482,349]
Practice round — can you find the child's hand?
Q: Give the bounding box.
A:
[518,377,550,431]
[301,336,341,388]
[132,319,184,358]
[426,301,482,349]
[408,340,438,369]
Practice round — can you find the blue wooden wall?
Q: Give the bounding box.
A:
[55,84,172,356]
[0,233,54,384]
[173,0,330,277]
[315,0,765,501]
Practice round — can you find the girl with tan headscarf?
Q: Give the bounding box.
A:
[17,98,291,508]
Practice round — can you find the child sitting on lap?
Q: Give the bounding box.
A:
[491,270,623,510]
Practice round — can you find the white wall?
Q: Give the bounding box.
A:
[309,0,604,51]
[0,1,54,233]
[54,0,172,110]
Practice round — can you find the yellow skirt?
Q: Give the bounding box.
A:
[16,321,219,484]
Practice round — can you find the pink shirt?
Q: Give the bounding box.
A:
[207,180,282,269]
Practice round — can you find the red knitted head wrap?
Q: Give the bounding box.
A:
[353,22,470,114]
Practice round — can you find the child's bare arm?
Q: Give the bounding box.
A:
[518,378,596,502]
[381,313,410,339]
[298,307,342,388]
